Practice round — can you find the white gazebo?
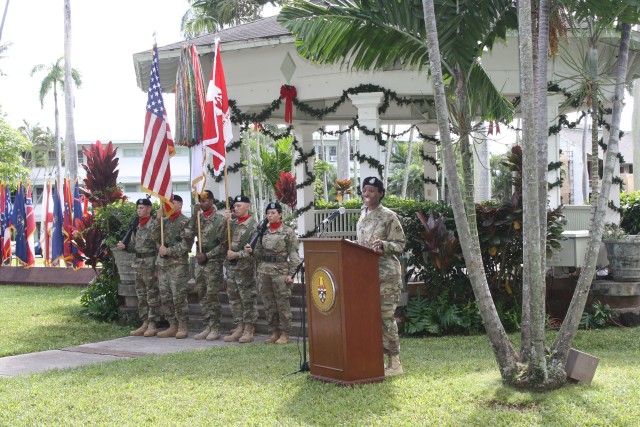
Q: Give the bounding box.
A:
[132,16,640,236]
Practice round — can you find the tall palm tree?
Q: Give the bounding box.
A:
[30,57,81,187]
[0,0,9,43]
[64,0,79,185]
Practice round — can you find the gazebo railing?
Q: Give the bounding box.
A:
[562,205,591,231]
[312,209,361,239]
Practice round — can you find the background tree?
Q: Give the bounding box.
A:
[30,57,81,187]
[0,0,9,43]
[18,121,56,169]
[0,114,30,182]
[182,0,285,38]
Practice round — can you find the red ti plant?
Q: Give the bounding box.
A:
[417,210,462,273]
[79,141,125,207]
[275,170,297,209]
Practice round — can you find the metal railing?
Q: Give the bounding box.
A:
[313,209,361,239]
[562,205,591,231]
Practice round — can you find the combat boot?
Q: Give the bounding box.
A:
[157,323,178,338]
[130,320,149,336]
[175,321,188,339]
[143,322,158,337]
[223,322,244,342]
[206,327,221,341]
[275,332,289,344]
[264,330,280,344]
[385,355,404,377]
[238,323,255,343]
[194,326,211,340]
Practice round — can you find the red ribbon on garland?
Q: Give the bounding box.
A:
[280,85,297,123]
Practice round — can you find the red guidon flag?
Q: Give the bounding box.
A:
[141,44,175,213]
[203,39,233,176]
[25,184,36,267]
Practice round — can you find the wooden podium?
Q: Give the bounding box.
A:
[301,238,384,385]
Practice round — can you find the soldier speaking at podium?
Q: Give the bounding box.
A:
[356,176,406,377]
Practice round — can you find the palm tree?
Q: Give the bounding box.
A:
[0,0,9,43]
[181,0,282,38]
[30,57,81,187]
[64,0,79,185]
[18,121,56,169]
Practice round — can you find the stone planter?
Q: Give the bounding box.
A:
[110,248,138,325]
[604,237,640,282]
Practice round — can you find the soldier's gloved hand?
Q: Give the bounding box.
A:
[227,249,238,260]
[193,203,201,214]
[244,244,252,254]
[285,276,294,285]
[159,245,168,256]
[116,241,125,250]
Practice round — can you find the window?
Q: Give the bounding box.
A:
[122,149,139,157]
[124,184,140,192]
[173,183,189,191]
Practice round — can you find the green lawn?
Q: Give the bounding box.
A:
[0,285,130,357]
[0,286,639,426]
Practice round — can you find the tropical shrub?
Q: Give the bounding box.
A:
[579,301,619,329]
[620,191,640,234]
[80,260,119,322]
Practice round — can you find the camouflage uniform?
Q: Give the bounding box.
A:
[356,204,405,356]
[156,213,194,325]
[124,217,160,323]
[254,223,300,335]
[224,216,258,326]
[190,210,227,329]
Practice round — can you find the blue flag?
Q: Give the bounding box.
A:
[72,180,84,268]
[1,184,12,265]
[51,182,65,266]
[11,185,27,266]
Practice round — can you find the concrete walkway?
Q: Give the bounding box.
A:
[0,333,268,377]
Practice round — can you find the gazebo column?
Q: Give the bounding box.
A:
[473,124,491,202]
[349,92,384,182]
[209,124,242,204]
[293,123,316,236]
[602,107,621,224]
[422,123,439,201]
[547,95,562,208]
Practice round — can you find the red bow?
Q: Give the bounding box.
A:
[280,85,297,124]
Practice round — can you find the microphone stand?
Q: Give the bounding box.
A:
[286,217,334,376]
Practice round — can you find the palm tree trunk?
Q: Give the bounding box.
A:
[320,129,328,201]
[0,0,9,42]
[245,133,257,219]
[422,0,518,381]
[518,0,547,382]
[401,129,414,198]
[64,0,78,184]
[553,23,631,364]
[383,125,395,188]
[53,84,62,188]
[337,125,349,181]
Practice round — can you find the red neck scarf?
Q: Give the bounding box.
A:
[237,215,250,224]
[169,210,182,221]
[139,216,151,227]
[269,221,282,232]
[203,209,215,218]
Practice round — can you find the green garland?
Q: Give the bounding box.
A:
[353,152,384,176]
[608,200,622,214]
[548,161,563,172]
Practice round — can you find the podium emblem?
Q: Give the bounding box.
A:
[310,268,336,313]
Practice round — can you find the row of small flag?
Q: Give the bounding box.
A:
[0,179,86,269]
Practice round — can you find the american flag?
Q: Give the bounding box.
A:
[0,184,12,265]
[40,180,54,266]
[203,39,233,175]
[141,44,175,213]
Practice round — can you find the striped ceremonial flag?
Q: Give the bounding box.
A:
[25,184,36,267]
[51,181,65,266]
[141,44,175,214]
[40,180,54,266]
[0,184,12,265]
[11,185,27,266]
[203,39,233,176]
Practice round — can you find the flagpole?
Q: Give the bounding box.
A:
[197,210,202,252]
[160,202,165,247]
[224,162,231,248]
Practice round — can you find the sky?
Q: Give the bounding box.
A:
[0,1,634,149]
[0,0,189,142]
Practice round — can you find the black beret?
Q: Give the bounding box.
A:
[172,194,183,203]
[266,202,282,213]
[234,195,250,204]
[136,198,152,206]
[362,176,384,192]
[199,190,215,201]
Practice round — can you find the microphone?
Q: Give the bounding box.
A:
[322,207,346,224]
